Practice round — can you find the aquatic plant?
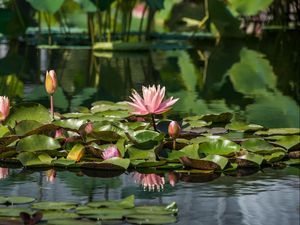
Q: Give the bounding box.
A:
[168,121,181,149]
[102,146,121,160]
[45,70,57,120]
[0,96,10,123]
[128,85,178,131]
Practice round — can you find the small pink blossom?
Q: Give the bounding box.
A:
[0,167,9,179]
[168,172,178,187]
[0,96,10,122]
[133,172,165,191]
[101,146,121,160]
[128,85,179,115]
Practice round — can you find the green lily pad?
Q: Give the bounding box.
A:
[241,138,286,154]
[255,128,300,136]
[0,125,10,138]
[94,110,130,119]
[199,112,233,123]
[284,158,300,165]
[128,130,165,149]
[267,135,300,150]
[16,134,61,152]
[25,0,65,14]
[0,196,35,205]
[53,119,86,130]
[77,208,132,219]
[236,153,264,167]
[51,158,76,167]
[47,219,97,225]
[264,151,286,163]
[199,139,240,156]
[87,195,135,209]
[81,158,130,170]
[17,152,52,167]
[31,201,77,210]
[180,154,228,170]
[0,208,32,217]
[131,160,166,168]
[42,211,79,220]
[47,218,98,225]
[5,103,51,127]
[133,205,176,215]
[127,146,157,160]
[127,215,176,224]
[225,121,264,132]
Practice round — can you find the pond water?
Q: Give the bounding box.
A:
[0,31,299,225]
[0,166,299,225]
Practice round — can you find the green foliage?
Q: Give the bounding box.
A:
[26,0,65,13]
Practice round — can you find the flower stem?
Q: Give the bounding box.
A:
[173,139,176,150]
[151,114,157,131]
[50,94,54,120]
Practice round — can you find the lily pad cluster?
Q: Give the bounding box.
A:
[0,195,178,224]
[0,101,299,177]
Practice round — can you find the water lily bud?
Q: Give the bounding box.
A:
[101,146,121,160]
[45,70,57,95]
[168,121,181,139]
[0,96,9,122]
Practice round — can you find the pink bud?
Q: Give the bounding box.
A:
[101,146,121,160]
[168,172,177,187]
[168,121,181,139]
[45,70,57,95]
[0,96,10,122]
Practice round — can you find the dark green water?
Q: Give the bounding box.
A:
[0,31,299,225]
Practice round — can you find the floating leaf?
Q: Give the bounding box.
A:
[199,139,240,156]
[228,0,274,16]
[267,135,300,150]
[32,201,77,210]
[42,211,79,220]
[67,144,85,162]
[241,138,286,154]
[264,151,286,163]
[51,158,76,167]
[0,196,35,205]
[81,158,130,170]
[0,208,32,217]
[16,135,61,152]
[53,119,86,130]
[180,154,228,170]
[236,153,264,167]
[17,152,48,167]
[255,128,300,136]
[47,219,97,225]
[198,112,233,123]
[14,120,43,136]
[5,103,51,127]
[127,215,176,225]
[225,121,264,132]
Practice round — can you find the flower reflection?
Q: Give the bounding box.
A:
[0,167,9,179]
[168,172,178,187]
[133,172,165,192]
[46,169,56,183]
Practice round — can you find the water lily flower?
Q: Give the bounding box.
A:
[132,3,148,19]
[128,85,179,130]
[133,172,165,192]
[168,121,181,139]
[0,96,10,122]
[45,70,57,95]
[0,167,9,180]
[101,146,121,160]
[45,70,57,120]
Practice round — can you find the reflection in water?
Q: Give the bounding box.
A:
[133,172,165,191]
[0,167,9,180]
[0,167,299,225]
[45,169,56,183]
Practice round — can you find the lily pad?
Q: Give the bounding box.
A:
[264,151,286,163]
[267,135,300,150]
[81,158,130,170]
[17,152,52,167]
[127,215,176,225]
[236,153,264,167]
[0,208,32,217]
[31,201,77,210]
[87,195,135,209]
[47,219,97,225]
[255,128,300,136]
[67,144,85,162]
[199,112,233,123]
[53,119,86,130]
[180,154,228,170]
[14,120,42,136]
[199,139,240,156]
[5,103,51,127]
[16,135,61,152]
[0,196,35,205]
[241,138,286,154]
[42,211,79,220]
[128,130,165,149]
[225,121,264,132]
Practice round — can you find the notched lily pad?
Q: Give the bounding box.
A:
[31,201,77,210]
[241,138,286,154]
[199,139,240,156]
[225,121,264,132]
[81,158,130,170]
[236,153,264,167]
[180,154,228,170]
[255,128,300,136]
[16,134,61,152]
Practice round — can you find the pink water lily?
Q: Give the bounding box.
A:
[0,167,9,180]
[128,85,178,116]
[101,146,121,160]
[0,96,10,122]
[133,172,165,192]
